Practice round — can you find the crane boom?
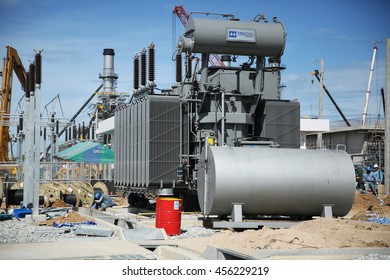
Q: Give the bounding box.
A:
[362,46,378,126]
[0,46,27,162]
[312,70,351,127]
[173,5,224,67]
[173,5,189,27]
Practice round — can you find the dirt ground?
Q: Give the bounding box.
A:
[184,192,390,250]
[173,191,390,252]
[35,191,390,252]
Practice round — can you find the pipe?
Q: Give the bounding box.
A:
[200,53,209,91]
[381,87,385,115]
[176,53,182,83]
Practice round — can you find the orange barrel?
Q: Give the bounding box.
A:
[155,197,182,235]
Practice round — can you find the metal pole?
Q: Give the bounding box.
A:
[385,39,390,195]
[317,58,324,149]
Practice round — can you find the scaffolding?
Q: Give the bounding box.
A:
[363,120,385,169]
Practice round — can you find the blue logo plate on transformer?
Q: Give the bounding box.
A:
[227,28,256,42]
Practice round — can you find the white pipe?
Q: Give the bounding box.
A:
[362,46,378,126]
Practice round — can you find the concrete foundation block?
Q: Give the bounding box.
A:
[25,214,47,223]
[75,225,114,237]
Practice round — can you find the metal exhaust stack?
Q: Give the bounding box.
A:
[99,48,118,93]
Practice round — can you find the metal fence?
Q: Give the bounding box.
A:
[0,161,113,189]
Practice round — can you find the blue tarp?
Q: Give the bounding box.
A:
[368,217,390,225]
[52,220,97,228]
[55,141,114,164]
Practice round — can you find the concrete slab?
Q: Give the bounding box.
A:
[25,214,47,223]
[0,240,157,260]
[123,228,166,240]
[75,225,114,237]
[154,245,205,260]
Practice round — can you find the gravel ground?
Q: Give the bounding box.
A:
[0,218,76,243]
[0,218,112,243]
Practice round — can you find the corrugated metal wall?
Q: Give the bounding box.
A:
[114,95,182,190]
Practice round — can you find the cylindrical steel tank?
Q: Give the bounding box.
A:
[197,146,355,217]
[178,16,286,57]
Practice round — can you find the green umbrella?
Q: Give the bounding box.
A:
[55,141,114,164]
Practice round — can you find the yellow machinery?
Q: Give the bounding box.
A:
[1,46,26,162]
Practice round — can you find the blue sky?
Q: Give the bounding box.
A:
[1,0,389,132]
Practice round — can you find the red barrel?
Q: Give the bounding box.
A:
[155,197,182,235]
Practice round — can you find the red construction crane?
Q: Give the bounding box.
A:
[173,5,224,67]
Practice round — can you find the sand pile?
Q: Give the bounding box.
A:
[39,211,92,226]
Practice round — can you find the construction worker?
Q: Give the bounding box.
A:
[373,164,383,195]
[363,166,377,196]
[92,192,116,211]
[373,164,383,183]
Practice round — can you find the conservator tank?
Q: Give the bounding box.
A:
[178,16,286,57]
[197,146,355,217]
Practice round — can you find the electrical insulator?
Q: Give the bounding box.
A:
[133,53,139,90]
[82,122,85,139]
[73,125,77,140]
[35,52,42,84]
[29,63,35,92]
[25,72,30,98]
[148,42,155,82]
[56,120,59,135]
[19,116,23,132]
[186,55,192,79]
[140,48,146,86]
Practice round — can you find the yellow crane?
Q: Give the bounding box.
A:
[0,46,26,162]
